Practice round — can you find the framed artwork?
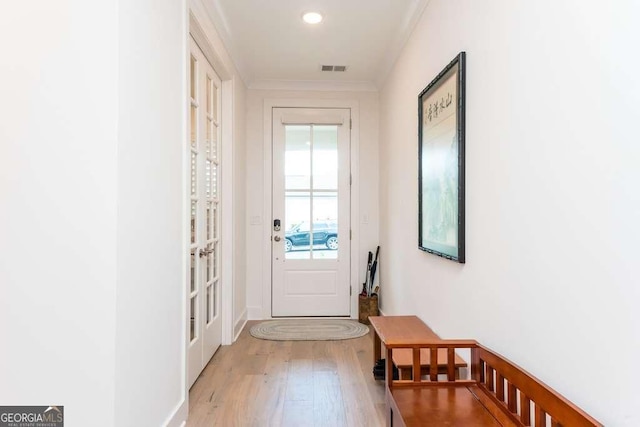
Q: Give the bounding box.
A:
[418,52,466,263]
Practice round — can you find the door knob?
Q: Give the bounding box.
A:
[199,248,212,258]
[273,236,281,242]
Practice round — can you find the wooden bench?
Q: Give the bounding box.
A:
[370,316,468,380]
[370,316,602,427]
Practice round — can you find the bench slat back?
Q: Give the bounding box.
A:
[474,345,602,427]
[384,338,602,427]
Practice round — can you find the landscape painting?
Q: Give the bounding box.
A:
[418,52,465,263]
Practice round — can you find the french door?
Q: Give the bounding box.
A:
[272,108,351,317]
[187,36,222,387]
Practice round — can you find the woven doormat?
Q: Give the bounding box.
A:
[250,319,369,341]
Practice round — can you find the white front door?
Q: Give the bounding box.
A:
[272,108,351,317]
[188,36,222,387]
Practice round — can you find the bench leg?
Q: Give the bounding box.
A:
[400,369,411,381]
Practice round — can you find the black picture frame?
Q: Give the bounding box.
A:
[418,52,465,263]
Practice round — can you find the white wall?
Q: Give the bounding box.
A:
[379,1,640,425]
[0,1,247,426]
[245,89,379,319]
[0,1,118,426]
[115,0,186,426]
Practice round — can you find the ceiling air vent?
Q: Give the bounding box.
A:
[320,65,348,72]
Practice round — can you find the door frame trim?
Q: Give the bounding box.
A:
[262,99,360,319]
[189,7,234,345]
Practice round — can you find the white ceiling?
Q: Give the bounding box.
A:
[206,0,430,90]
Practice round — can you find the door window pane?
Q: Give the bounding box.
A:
[285,192,311,259]
[212,243,218,278]
[212,204,218,239]
[212,83,218,119]
[190,250,196,292]
[205,159,211,198]
[190,201,197,244]
[313,192,338,259]
[206,203,211,240]
[211,163,218,199]
[285,125,311,190]
[212,123,218,162]
[313,126,338,190]
[190,105,197,147]
[313,192,338,222]
[206,120,212,157]
[190,55,196,99]
[190,151,197,195]
[206,75,212,115]
[206,243,212,282]
[206,285,211,324]
[213,280,218,317]
[190,296,197,342]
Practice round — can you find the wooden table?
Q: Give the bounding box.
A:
[369,315,467,381]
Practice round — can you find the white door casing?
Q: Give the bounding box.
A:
[187,36,222,388]
[271,108,351,317]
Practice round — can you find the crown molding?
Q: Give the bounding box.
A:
[201,0,254,85]
[375,0,432,88]
[249,79,378,93]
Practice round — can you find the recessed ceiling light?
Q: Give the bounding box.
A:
[302,12,323,24]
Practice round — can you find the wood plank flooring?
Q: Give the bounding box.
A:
[187,321,386,427]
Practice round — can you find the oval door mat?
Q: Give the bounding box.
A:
[250,319,369,341]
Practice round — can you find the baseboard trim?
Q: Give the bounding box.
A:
[163,397,187,427]
[234,309,247,341]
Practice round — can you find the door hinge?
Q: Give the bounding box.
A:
[350,229,352,240]
[350,174,352,185]
[350,118,352,129]
[350,286,352,296]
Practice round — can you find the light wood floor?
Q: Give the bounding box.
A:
[187,321,386,427]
